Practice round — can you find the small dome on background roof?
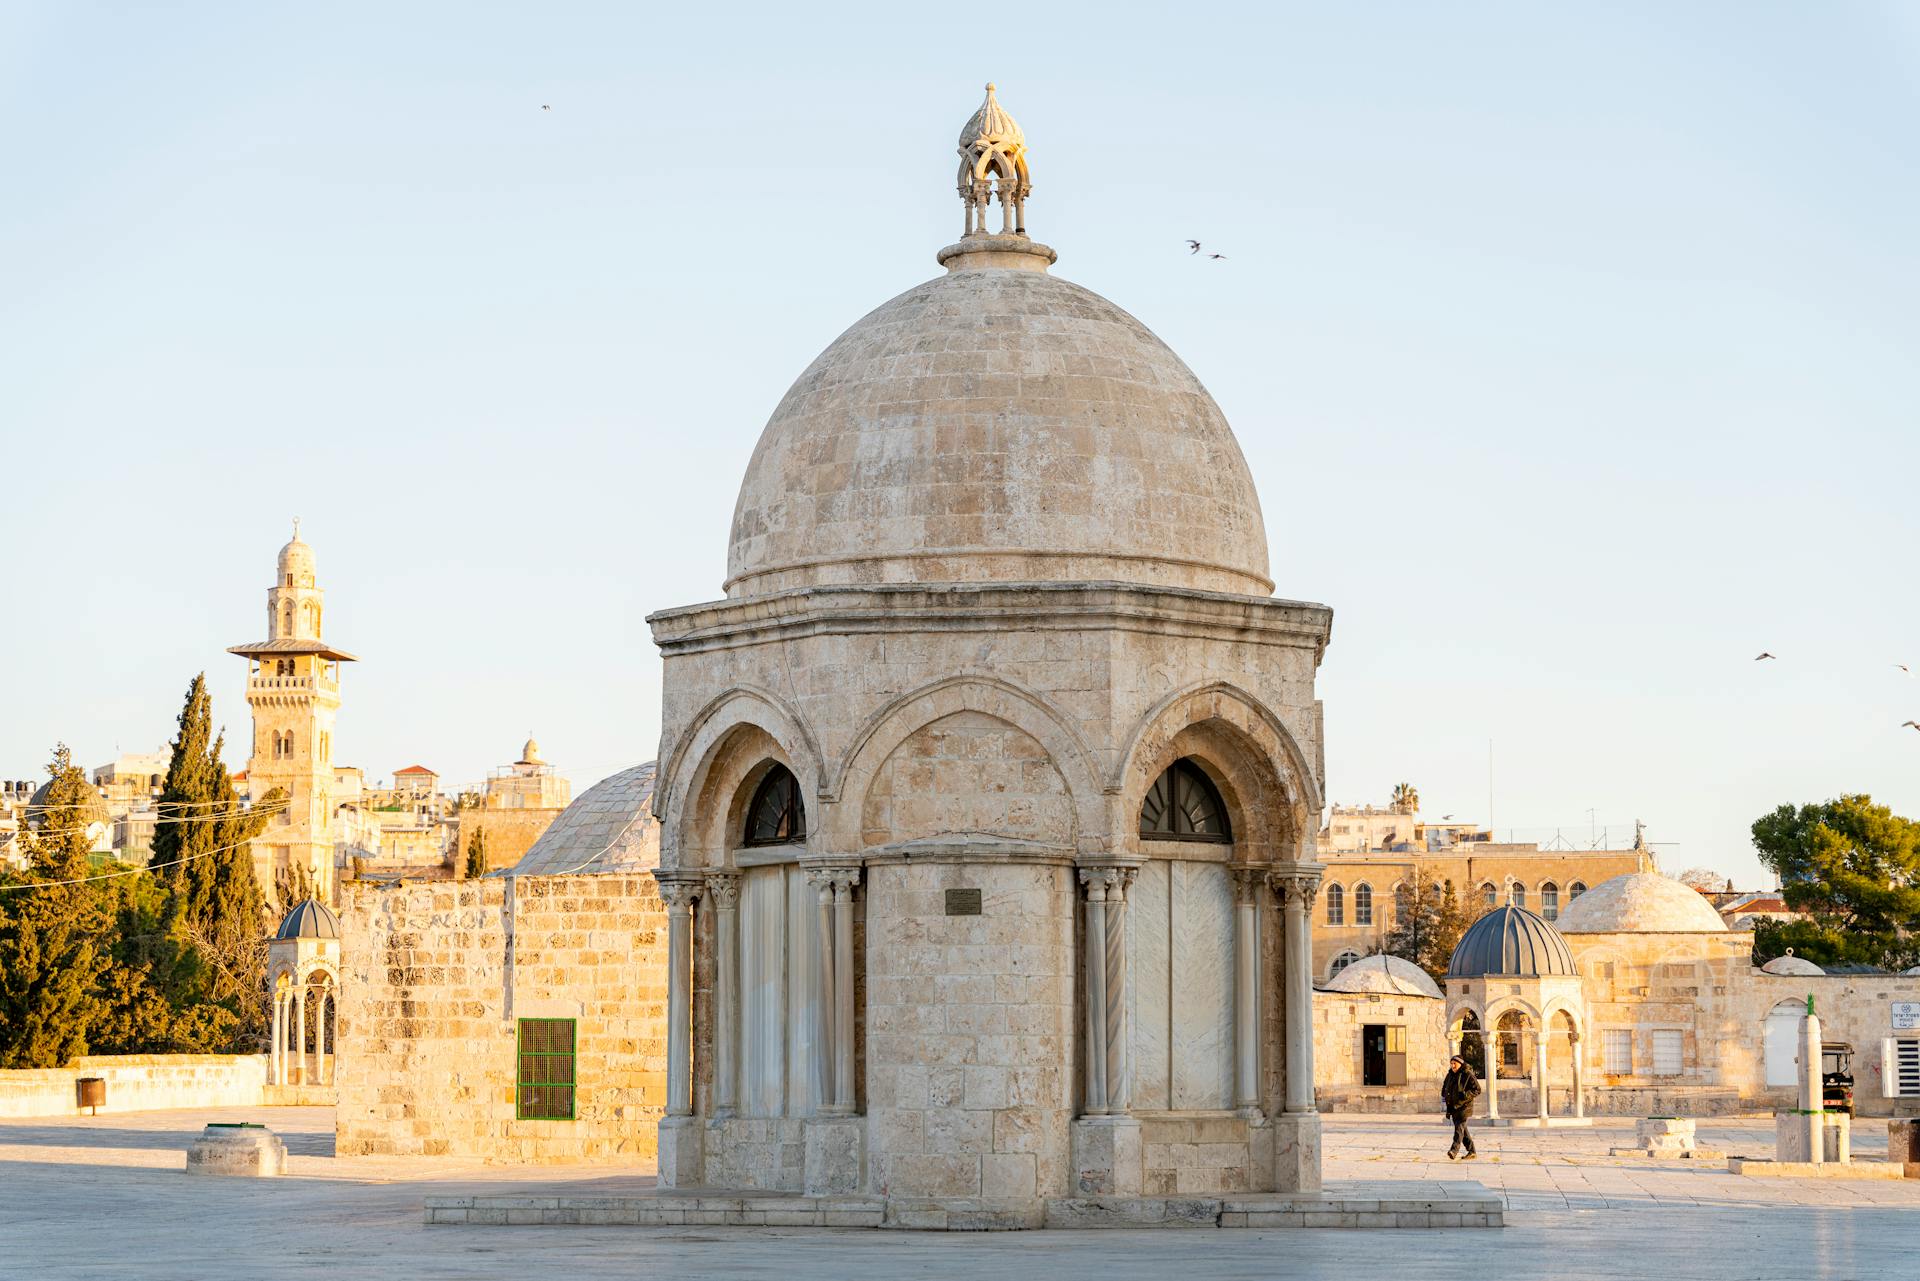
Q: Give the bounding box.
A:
[520,734,544,766]
[1322,954,1444,999]
[1447,905,1579,979]
[1762,953,1825,976]
[1555,871,1728,933]
[27,779,111,829]
[506,762,658,876]
[275,897,339,940]
[958,82,1024,150]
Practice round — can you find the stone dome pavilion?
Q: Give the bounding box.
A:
[647,82,1336,1222]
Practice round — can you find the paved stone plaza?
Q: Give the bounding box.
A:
[2,1108,1916,1279]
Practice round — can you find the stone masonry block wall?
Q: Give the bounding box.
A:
[860,712,1073,848]
[0,1055,268,1119]
[1312,992,1449,1114]
[864,860,1074,1203]
[1140,1114,1253,1195]
[336,872,668,1161]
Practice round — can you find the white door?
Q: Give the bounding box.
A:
[1764,1003,1802,1087]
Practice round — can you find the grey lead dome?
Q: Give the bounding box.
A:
[1446,904,1579,978]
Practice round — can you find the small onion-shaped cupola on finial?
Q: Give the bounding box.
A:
[957,82,1031,238]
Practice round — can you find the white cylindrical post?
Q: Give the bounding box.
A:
[1571,1031,1585,1118]
[660,878,701,1117]
[809,870,836,1110]
[318,987,330,1086]
[832,871,858,1114]
[708,873,740,1117]
[1536,1032,1550,1121]
[269,988,282,1086]
[293,985,307,1086]
[1484,1020,1500,1120]
[1231,868,1261,1115]
[1080,869,1111,1114]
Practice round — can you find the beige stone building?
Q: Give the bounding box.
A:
[637,85,1334,1226]
[229,524,356,902]
[1315,795,1653,978]
[452,736,574,875]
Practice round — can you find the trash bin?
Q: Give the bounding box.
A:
[76,1077,105,1114]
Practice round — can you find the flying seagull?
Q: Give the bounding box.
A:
[1187,240,1202,254]
[1903,721,1920,731]
[1208,253,1228,260]
[1440,814,1455,821]
[541,104,552,112]
[1754,652,1776,661]
[1897,664,1912,675]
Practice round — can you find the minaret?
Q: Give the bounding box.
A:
[228,521,357,904]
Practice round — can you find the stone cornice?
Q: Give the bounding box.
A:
[648,581,1334,660]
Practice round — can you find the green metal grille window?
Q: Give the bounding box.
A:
[516,1018,576,1120]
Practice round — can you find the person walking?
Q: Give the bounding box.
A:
[1441,1053,1481,1160]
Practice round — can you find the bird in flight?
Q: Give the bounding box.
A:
[1897,664,1912,675]
[1754,652,1777,661]
[1440,814,1455,821]
[1187,240,1202,254]
[1903,720,1920,731]
[541,104,552,112]
[1208,253,1228,260]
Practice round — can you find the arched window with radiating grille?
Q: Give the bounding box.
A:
[1325,883,1345,925]
[1138,759,1231,842]
[1329,950,1361,979]
[743,765,805,847]
[1354,882,1373,926]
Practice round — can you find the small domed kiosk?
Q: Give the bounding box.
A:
[1444,906,1588,1125]
[268,897,340,1091]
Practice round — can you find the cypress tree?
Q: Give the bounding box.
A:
[0,745,110,1067]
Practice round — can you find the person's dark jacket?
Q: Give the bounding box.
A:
[1441,1062,1481,1113]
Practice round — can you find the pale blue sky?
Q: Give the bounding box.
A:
[4,3,1917,883]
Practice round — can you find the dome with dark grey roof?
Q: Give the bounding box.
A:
[1447,905,1579,978]
[275,897,339,940]
[505,762,658,876]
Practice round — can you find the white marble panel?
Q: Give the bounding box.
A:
[785,867,822,1117]
[1128,860,1172,1111]
[739,866,786,1117]
[1169,861,1235,1109]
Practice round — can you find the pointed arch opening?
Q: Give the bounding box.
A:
[742,764,805,847]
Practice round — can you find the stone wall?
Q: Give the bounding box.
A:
[456,809,567,877]
[335,872,669,1161]
[864,857,1075,1203]
[1312,991,1449,1114]
[0,1054,269,1118]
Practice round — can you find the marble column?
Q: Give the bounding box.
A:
[1230,868,1262,1116]
[292,984,307,1086]
[706,872,741,1117]
[805,868,838,1110]
[1103,867,1135,1114]
[658,878,703,1117]
[1078,868,1112,1114]
[1571,1030,1585,1118]
[1484,1019,1500,1120]
[1536,1031,1550,1121]
[317,987,330,1086]
[1268,866,1324,1194]
[830,870,858,1115]
[270,987,284,1086]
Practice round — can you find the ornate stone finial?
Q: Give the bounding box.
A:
[291,516,301,539]
[957,81,1031,238]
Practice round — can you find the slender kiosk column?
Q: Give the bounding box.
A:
[318,987,330,1086]
[658,877,703,1117]
[1484,1018,1501,1119]
[270,988,283,1086]
[1536,1033,1551,1120]
[706,872,741,1117]
[1078,869,1112,1114]
[1230,868,1262,1115]
[1571,1031,1585,1118]
[293,984,307,1086]
[1269,870,1321,1114]
[831,870,859,1114]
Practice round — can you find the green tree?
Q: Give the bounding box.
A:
[1381,871,1472,983]
[464,827,490,879]
[1391,782,1419,813]
[89,871,238,1055]
[1750,794,1920,971]
[0,745,111,1067]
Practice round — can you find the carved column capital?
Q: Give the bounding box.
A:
[655,874,704,912]
[704,871,740,908]
[1230,866,1263,905]
[1266,865,1324,911]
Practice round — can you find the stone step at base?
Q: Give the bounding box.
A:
[1728,1158,1910,1180]
[1608,1147,1727,1161]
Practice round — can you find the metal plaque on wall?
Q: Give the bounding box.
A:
[944,887,983,916]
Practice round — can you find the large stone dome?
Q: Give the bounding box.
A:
[725,248,1272,598]
[1554,871,1728,933]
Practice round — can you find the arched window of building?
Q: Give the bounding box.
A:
[1482,881,1498,909]
[1325,883,1344,926]
[1568,881,1587,900]
[1509,882,1527,910]
[1354,882,1373,926]
[1540,882,1560,920]
[1138,759,1231,842]
[1393,882,1410,921]
[1329,950,1362,979]
[743,765,805,846]
[283,604,293,633]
